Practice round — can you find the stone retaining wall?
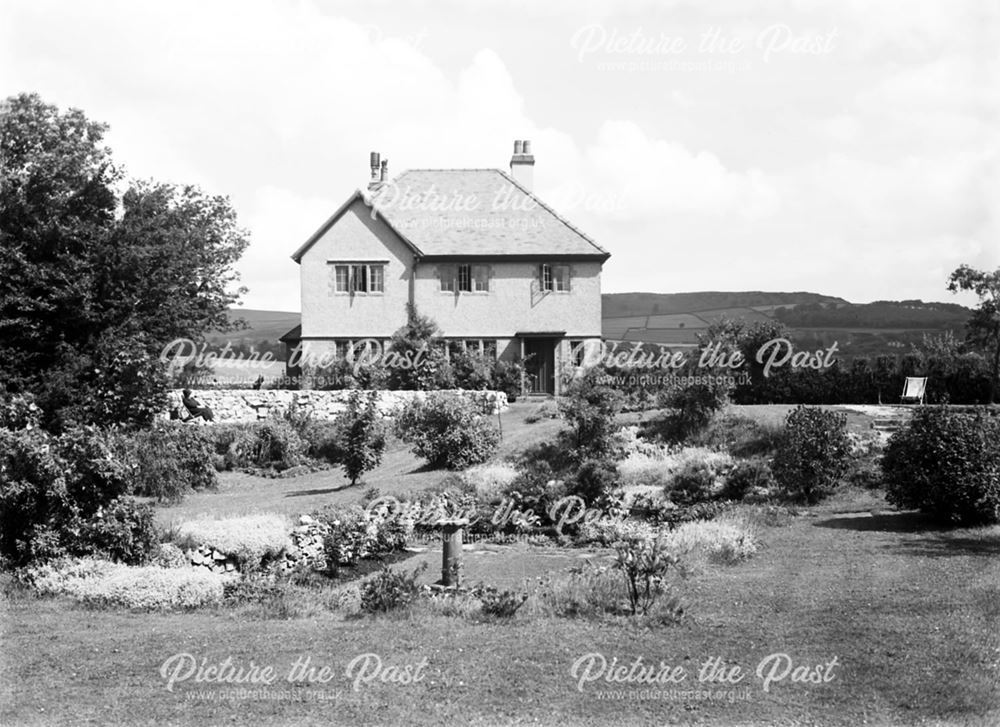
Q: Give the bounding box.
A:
[164,388,508,423]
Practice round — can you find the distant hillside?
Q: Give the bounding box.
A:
[603,291,848,319]
[603,293,973,358]
[210,293,974,362]
[204,309,300,358]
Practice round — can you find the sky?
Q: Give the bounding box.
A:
[2,0,997,312]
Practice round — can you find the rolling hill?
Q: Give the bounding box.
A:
[209,293,974,361]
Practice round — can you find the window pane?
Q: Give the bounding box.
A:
[483,339,497,359]
[335,265,349,292]
[440,266,455,292]
[458,264,472,292]
[473,265,489,292]
[464,340,481,355]
[569,339,584,366]
[369,265,384,293]
[554,266,569,292]
[541,264,553,291]
[351,264,367,292]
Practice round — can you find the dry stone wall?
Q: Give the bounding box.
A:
[164,388,508,423]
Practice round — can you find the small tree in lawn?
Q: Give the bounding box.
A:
[339,391,387,486]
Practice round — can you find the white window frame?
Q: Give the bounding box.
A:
[441,264,489,294]
[539,263,571,293]
[332,263,385,295]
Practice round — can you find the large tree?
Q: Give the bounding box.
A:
[948,264,1000,403]
[0,93,249,428]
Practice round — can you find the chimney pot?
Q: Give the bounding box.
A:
[509,139,534,191]
[380,159,388,182]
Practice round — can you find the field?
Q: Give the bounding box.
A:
[2,404,999,726]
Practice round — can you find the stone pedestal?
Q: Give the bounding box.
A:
[438,518,469,588]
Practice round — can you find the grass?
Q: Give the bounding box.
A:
[6,402,998,725]
[4,486,1000,726]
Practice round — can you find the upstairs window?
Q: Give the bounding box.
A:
[539,264,570,292]
[333,263,384,294]
[441,264,489,293]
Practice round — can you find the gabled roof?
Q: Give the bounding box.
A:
[291,169,610,263]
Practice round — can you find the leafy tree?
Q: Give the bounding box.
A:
[948,264,1000,403]
[1,93,249,428]
[559,366,624,458]
[338,391,387,485]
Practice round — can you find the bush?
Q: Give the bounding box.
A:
[569,458,619,504]
[174,514,289,570]
[360,563,427,613]
[491,359,525,402]
[613,533,680,616]
[721,457,775,500]
[26,557,225,610]
[662,448,735,505]
[336,391,387,485]
[229,420,307,472]
[302,420,346,464]
[395,393,499,470]
[665,514,759,564]
[0,392,42,431]
[0,426,149,567]
[664,380,730,439]
[772,406,850,504]
[559,368,624,458]
[314,504,413,573]
[75,497,159,565]
[461,462,520,502]
[473,585,528,619]
[688,414,785,458]
[882,407,1000,525]
[129,423,217,502]
[533,564,625,618]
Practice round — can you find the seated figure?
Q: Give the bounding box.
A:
[181,389,215,422]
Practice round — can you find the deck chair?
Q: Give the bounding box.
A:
[900,377,927,405]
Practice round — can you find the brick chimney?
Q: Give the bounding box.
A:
[509,139,534,191]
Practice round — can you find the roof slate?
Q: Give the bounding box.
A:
[359,169,609,259]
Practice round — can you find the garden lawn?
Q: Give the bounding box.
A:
[4,488,999,726]
[153,400,567,523]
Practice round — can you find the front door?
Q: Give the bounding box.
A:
[524,338,556,394]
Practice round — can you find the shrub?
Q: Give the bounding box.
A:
[395,393,500,470]
[568,458,619,504]
[314,504,413,573]
[461,462,520,502]
[613,533,680,615]
[491,359,525,402]
[882,407,1000,525]
[174,514,289,570]
[772,406,850,504]
[533,564,624,618]
[154,542,188,569]
[336,391,387,485]
[129,423,217,502]
[665,514,759,564]
[689,414,785,458]
[450,348,495,390]
[721,457,775,500]
[661,448,734,505]
[577,518,656,546]
[26,557,225,610]
[360,563,427,613]
[559,368,624,458]
[474,585,528,618]
[303,420,346,464]
[0,392,42,431]
[665,380,731,439]
[0,426,155,567]
[229,420,307,472]
[75,497,159,565]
